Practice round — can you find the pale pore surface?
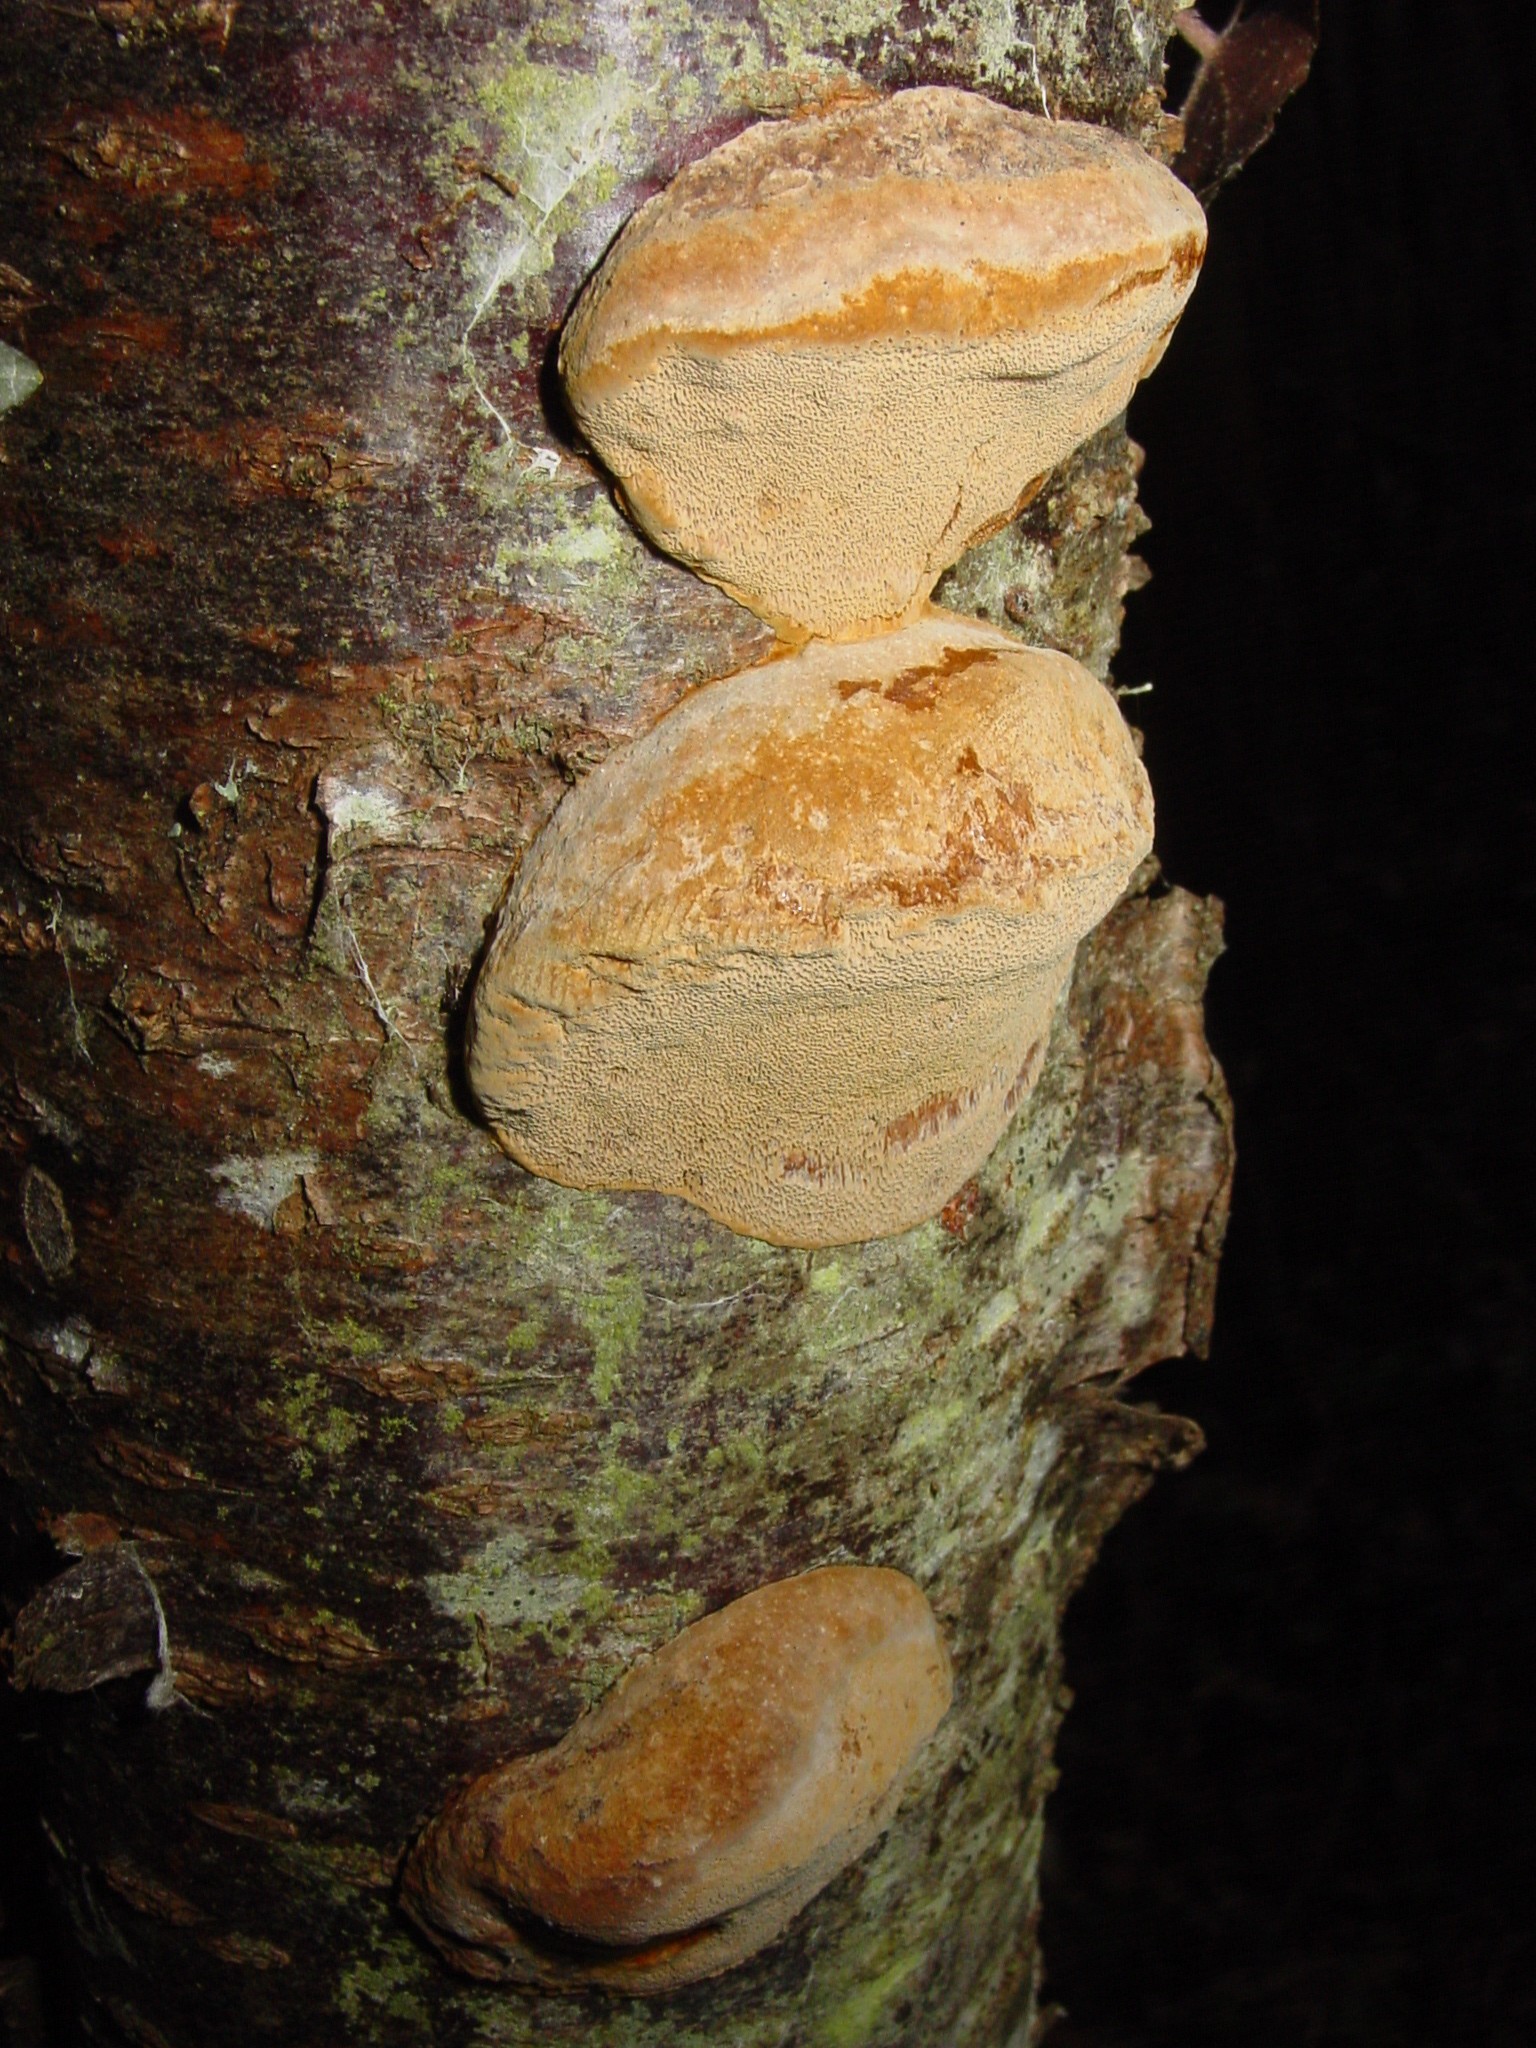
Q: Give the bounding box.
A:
[467,614,1153,1246]
[401,1567,952,1990]
[560,86,1205,640]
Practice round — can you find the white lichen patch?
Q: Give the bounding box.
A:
[747,0,1064,114]
[42,1318,94,1368]
[472,54,637,305]
[758,0,893,62]
[0,341,42,416]
[210,1151,320,1229]
[1025,0,1172,117]
[455,50,643,440]
[272,1766,370,1823]
[314,769,405,847]
[1012,1159,1144,1326]
[894,1383,1057,1584]
[973,1289,1021,1346]
[486,481,659,630]
[426,1527,595,1644]
[1000,1420,1063,1544]
[48,903,113,965]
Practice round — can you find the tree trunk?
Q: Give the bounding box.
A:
[0,6,1231,2045]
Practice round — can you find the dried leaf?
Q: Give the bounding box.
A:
[1175,2,1319,200]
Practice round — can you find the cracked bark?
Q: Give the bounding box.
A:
[1,5,1232,2044]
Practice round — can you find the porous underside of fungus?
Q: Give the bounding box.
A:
[560,84,1205,642]
[467,612,1153,1246]
[400,1566,952,1992]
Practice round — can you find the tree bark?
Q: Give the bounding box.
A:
[0,5,1230,2045]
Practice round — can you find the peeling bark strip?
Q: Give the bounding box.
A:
[11,1548,166,1698]
[0,6,1227,2046]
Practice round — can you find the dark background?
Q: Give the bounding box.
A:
[1041,3,1536,2043]
[5,2,1533,2042]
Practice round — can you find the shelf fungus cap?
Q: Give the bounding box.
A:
[466,613,1153,1247]
[560,84,1205,642]
[400,1565,952,1992]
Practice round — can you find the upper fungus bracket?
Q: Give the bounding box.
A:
[399,1565,953,1993]
[558,84,1205,643]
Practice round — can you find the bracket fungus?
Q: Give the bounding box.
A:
[400,1566,952,1992]
[560,85,1205,642]
[467,614,1152,1246]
